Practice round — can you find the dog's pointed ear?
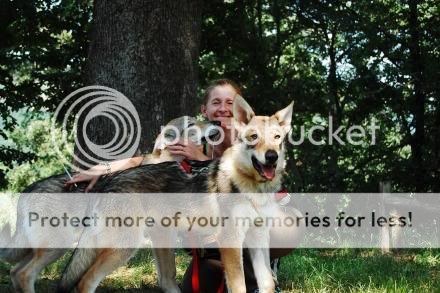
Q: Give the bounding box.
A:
[274,101,294,134]
[233,95,255,130]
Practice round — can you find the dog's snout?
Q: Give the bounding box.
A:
[211,121,221,126]
[265,150,278,165]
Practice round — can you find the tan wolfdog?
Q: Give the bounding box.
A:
[57,95,294,293]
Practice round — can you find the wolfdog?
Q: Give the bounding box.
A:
[0,116,220,293]
[56,95,294,293]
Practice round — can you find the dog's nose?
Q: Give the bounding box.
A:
[265,150,278,165]
[211,121,221,126]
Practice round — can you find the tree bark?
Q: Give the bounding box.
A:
[75,0,202,169]
[327,28,342,192]
[408,0,426,191]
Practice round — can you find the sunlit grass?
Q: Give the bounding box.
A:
[0,249,438,292]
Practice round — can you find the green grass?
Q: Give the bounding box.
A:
[0,249,438,292]
[279,249,439,292]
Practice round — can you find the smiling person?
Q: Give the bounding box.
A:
[167,79,238,162]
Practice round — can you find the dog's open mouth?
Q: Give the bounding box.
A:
[251,155,276,180]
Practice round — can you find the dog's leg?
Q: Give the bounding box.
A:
[10,250,33,291]
[152,248,180,293]
[219,247,246,293]
[14,248,65,293]
[246,229,274,293]
[219,207,251,293]
[76,248,136,293]
[247,248,274,293]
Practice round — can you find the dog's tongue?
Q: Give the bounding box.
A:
[262,165,275,180]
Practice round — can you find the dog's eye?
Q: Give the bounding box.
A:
[275,135,281,139]
[250,134,258,140]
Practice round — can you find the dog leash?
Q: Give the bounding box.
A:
[191,248,200,293]
[63,165,78,188]
[190,248,225,293]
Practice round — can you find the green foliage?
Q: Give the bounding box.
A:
[0,0,92,185]
[0,117,73,192]
[199,0,439,192]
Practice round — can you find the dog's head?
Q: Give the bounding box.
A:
[232,96,293,181]
[153,116,221,153]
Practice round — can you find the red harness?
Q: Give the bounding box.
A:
[180,159,193,173]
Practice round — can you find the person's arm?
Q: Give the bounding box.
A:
[65,156,144,192]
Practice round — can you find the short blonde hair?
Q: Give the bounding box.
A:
[202,79,242,105]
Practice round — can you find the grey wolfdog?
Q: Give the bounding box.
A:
[55,95,295,293]
[0,116,220,293]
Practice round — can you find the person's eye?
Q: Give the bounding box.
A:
[275,135,281,139]
[164,134,175,141]
[250,134,258,140]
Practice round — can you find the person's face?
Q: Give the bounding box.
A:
[201,84,236,129]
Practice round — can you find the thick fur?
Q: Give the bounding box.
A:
[59,96,294,293]
[58,161,209,292]
[0,116,218,293]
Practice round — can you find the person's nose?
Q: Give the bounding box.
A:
[219,101,231,113]
[218,102,227,112]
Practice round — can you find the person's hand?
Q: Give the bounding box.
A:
[65,167,104,192]
[167,139,209,161]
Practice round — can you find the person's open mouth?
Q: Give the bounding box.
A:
[251,155,276,180]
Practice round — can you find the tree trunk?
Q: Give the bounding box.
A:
[74,0,202,169]
[327,29,342,192]
[408,0,426,191]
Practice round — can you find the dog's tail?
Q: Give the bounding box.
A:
[57,248,98,292]
[0,224,31,263]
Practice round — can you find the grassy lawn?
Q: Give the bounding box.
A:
[279,249,439,292]
[1,249,438,292]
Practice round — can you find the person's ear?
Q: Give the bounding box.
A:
[200,104,208,118]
